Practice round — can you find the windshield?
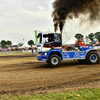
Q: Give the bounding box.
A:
[37,33,61,47]
[43,34,54,43]
[43,33,61,47]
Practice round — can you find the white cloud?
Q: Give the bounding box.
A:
[38,7,44,10]
[0,18,3,23]
[22,9,48,19]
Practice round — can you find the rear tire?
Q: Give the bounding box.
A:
[86,51,100,64]
[49,54,61,67]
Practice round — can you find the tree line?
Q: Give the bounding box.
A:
[1,32,100,48]
[75,32,100,43]
[0,40,34,48]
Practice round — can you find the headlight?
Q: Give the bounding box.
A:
[43,53,47,57]
[44,53,47,56]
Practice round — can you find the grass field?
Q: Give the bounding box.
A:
[97,48,100,50]
[0,88,100,100]
[13,57,37,60]
[0,51,37,56]
[0,52,28,56]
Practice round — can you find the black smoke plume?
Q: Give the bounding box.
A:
[52,0,100,32]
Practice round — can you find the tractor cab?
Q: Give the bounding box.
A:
[37,32,61,52]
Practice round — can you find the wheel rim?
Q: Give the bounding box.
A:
[51,57,58,65]
[90,54,97,63]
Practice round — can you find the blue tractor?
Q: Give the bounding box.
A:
[37,32,100,67]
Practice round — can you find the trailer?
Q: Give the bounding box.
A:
[37,32,100,66]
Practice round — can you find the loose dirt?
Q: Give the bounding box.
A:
[0,54,100,97]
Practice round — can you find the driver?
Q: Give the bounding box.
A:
[49,37,52,42]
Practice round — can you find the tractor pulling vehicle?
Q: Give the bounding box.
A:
[37,32,100,67]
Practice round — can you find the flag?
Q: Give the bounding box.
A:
[34,30,38,43]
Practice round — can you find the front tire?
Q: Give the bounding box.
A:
[86,51,100,64]
[49,54,61,67]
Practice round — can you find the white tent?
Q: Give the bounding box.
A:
[64,37,77,45]
[20,41,30,48]
[13,42,17,45]
[62,32,71,44]
[32,45,37,48]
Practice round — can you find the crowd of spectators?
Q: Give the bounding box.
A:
[0,47,37,52]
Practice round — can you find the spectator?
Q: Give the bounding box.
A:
[32,48,34,56]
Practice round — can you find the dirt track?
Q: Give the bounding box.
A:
[0,54,100,97]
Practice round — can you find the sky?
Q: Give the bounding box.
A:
[0,0,54,44]
[0,0,100,45]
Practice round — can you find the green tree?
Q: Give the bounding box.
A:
[75,33,83,39]
[18,43,23,46]
[88,33,94,42]
[28,40,34,47]
[0,42,1,47]
[95,32,100,42]
[1,40,7,48]
[6,40,12,45]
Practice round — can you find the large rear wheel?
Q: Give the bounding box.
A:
[49,54,61,67]
[86,51,100,64]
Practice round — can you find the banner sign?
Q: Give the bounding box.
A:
[34,30,38,43]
